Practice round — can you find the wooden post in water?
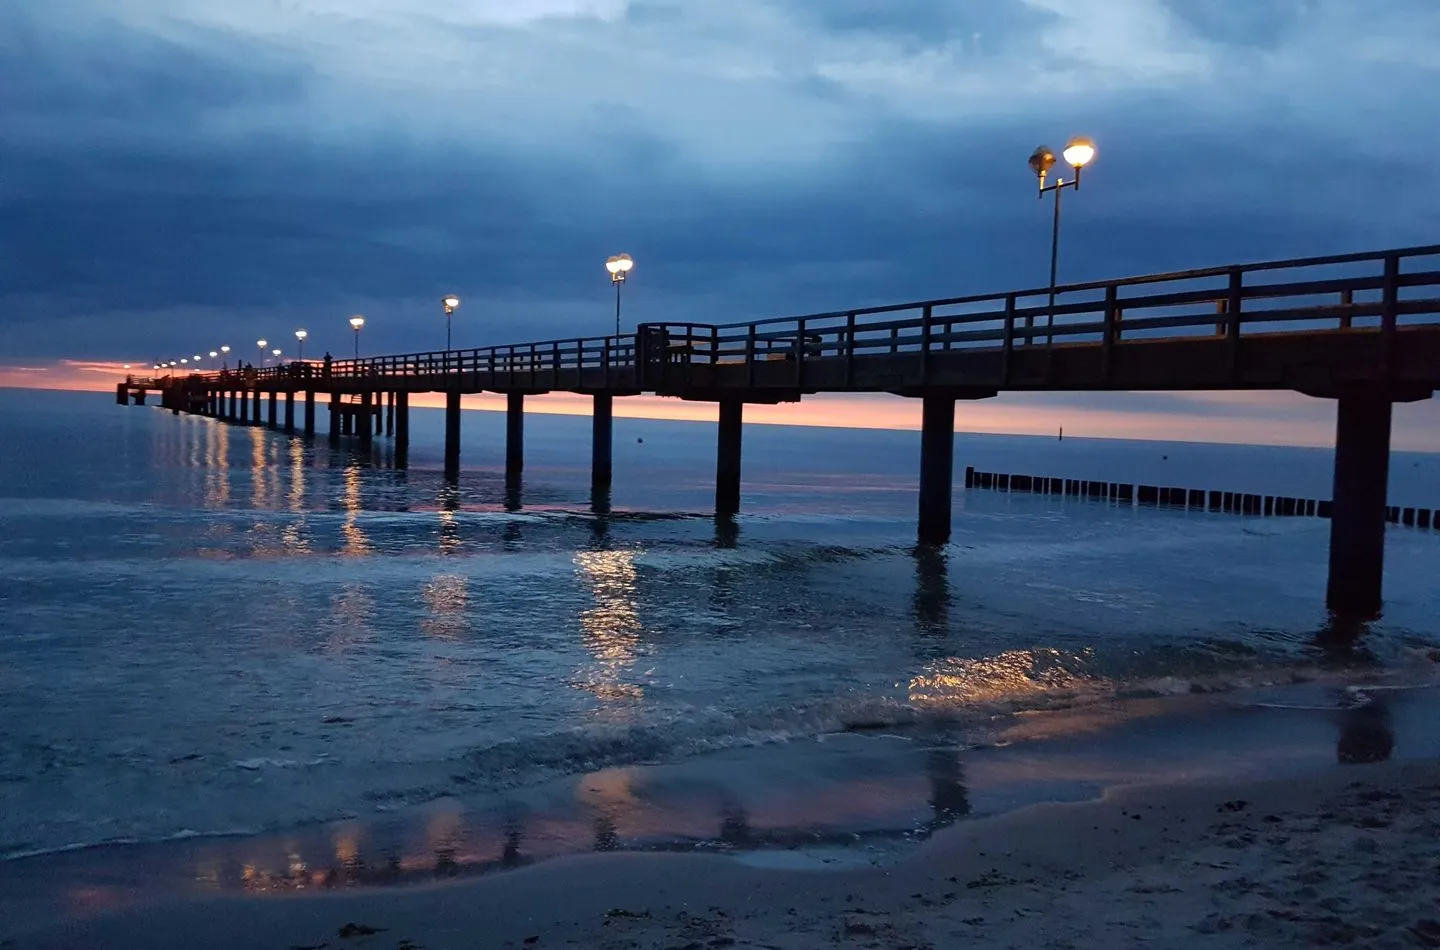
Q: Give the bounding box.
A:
[395,392,410,468]
[506,392,525,476]
[303,391,315,437]
[328,392,341,444]
[916,394,955,544]
[592,393,614,487]
[251,389,262,426]
[358,391,373,450]
[444,390,461,480]
[283,391,295,433]
[1327,393,1393,617]
[716,398,745,518]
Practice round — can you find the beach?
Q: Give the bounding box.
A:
[8,757,1438,949]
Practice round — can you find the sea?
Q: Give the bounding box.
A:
[1,387,1438,921]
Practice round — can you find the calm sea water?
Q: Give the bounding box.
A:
[1,387,1439,867]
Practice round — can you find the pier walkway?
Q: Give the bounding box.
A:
[120,244,1440,617]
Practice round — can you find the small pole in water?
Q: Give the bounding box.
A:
[1058,426,1063,442]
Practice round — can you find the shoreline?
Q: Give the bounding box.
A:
[4,678,1438,948]
[9,757,1440,949]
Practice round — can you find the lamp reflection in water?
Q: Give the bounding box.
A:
[422,573,469,639]
[908,649,1095,708]
[340,461,371,557]
[202,416,230,510]
[280,438,311,554]
[573,550,645,706]
[437,482,462,555]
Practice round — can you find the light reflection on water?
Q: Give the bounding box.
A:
[2,390,1439,870]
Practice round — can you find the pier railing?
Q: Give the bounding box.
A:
[156,243,1440,391]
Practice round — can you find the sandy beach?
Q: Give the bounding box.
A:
[9,757,1439,949]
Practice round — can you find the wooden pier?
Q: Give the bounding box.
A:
[119,243,1440,617]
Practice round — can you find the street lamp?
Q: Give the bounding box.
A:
[442,295,460,352]
[272,348,282,366]
[295,329,308,362]
[605,253,634,336]
[220,345,230,370]
[257,339,268,368]
[1029,136,1095,346]
[209,350,218,369]
[349,315,365,359]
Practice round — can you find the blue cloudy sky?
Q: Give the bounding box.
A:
[2,0,1438,442]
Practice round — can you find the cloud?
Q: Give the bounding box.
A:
[0,0,1436,456]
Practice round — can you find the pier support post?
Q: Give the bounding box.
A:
[716,399,743,516]
[115,383,127,405]
[283,391,295,433]
[252,389,262,426]
[1326,394,1394,617]
[444,390,462,479]
[358,392,373,450]
[303,391,315,437]
[592,394,614,487]
[267,391,278,429]
[385,391,395,437]
[328,393,341,444]
[918,394,957,545]
[228,390,237,421]
[395,392,410,468]
[240,390,251,425]
[506,392,525,475]
[375,397,383,436]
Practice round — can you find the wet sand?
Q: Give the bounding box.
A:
[9,756,1440,949]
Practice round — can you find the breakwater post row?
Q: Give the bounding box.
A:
[963,467,1438,530]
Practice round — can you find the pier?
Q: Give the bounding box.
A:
[118,244,1440,617]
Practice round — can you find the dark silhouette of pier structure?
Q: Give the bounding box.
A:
[119,244,1440,617]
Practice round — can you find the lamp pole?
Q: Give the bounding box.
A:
[1029,137,1095,347]
[442,295,460,352]
[220,345,230,370]
[605,254,634,336]
[257,339,268,368]
[295,329,308,362]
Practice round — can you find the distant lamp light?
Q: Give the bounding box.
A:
[209,350,217,358]
[220,345,230,354]
[441,295,460,351]
[605,254,634,336]
[123,363,131,369]
[605,254,634,282]
[272,348,281,358]
[181,358,189,364]
[1062,136,1096,169]
[193,354,202,362]
[349,315,365,360]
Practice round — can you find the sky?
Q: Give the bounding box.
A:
[3,0,1438,447]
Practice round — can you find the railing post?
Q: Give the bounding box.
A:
[889,325,899,355]
[844,312,856,389]
[1340,288,1354,330]
[1380,254,1399,376]
[919,305,932,385]
[603,336,611,388]
[1101,285,1118,383]
[746,324,757,389]
[1226,268,1243,376]
[553,340,560,389]
[795,318,807,389]
[1001,296,1015,385]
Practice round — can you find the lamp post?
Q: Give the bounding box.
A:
[294,329,307,362]
[220,345,230,370]
[272,347,282,367]
[442,295,460,352]
[209,350,218,369]
[1029,137,1095,346]
[193,354,203,368]
[604,254,634,336]
[257,339,268,368]
[349,315,365,360]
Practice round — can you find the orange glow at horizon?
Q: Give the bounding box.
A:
[6,359,1439,452]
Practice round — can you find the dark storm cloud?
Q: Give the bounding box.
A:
[0,0,1437,363]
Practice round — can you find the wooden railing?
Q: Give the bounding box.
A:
[159,243,1440,392]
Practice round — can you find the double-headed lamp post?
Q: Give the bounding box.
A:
[295,329,308,362]
[349,315,365,360]
[1029,137,1096,344]
[257,339,268,368]
[442,295,461,352]
[605,254,634,336]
